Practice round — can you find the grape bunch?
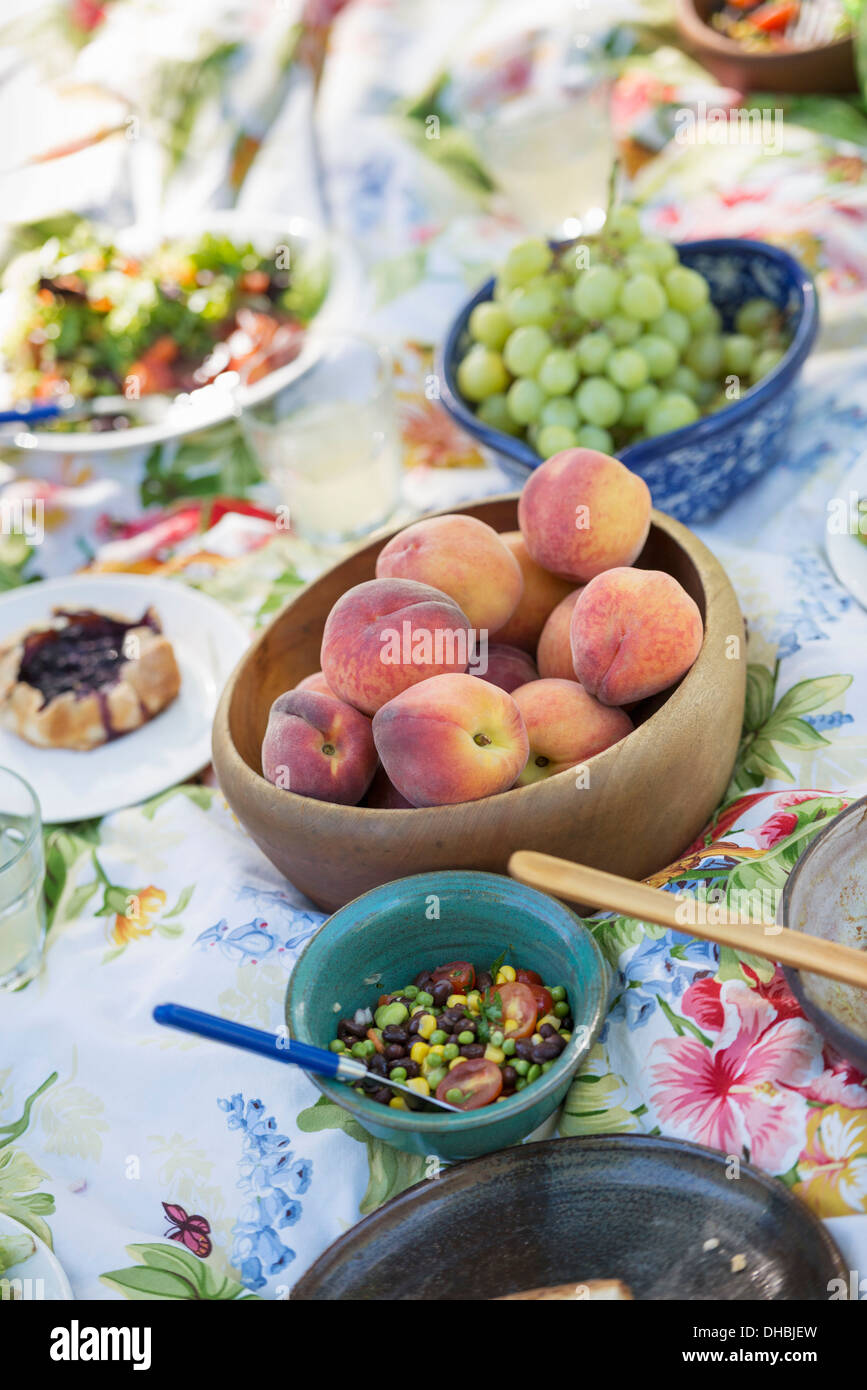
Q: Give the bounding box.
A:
[455,206,791,459]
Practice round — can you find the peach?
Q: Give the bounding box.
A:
[372,673,529,807]
[364,764,414,810]
[511,678,632,785]
[570,567,703,706]
[321,578,470,716]
[518,448,651,583]
[536,590,581,680]
[261,689,377,805]
[493,531,574,652]
[478,643,538,694]
[375,513,523,634]
[295,671,333,696]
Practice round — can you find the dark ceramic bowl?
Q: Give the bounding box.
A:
[292,1134,847,1300]
[284,871,609,1161]
[781,794,867,1073]
[437,238,818,523]
[675,0,858,95]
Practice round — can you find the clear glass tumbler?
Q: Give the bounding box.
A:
[0,769,45,992]
[240,334,402,545]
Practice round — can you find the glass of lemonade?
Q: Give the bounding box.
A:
[240,334,403,545]
[0,769,46,992]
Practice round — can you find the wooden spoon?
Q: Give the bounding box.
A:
[508,852,867,991]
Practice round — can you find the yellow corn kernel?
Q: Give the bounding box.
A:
[446,994,467,1009]
[503,1018,518,1033]
[410,1041,430,1064]
[417,1014,437,1040]
[449,1057,465,1071]
[538,1014,559,1030]
[531,1033,543,1045]
[484,1044,505,1064]
[428,1043,445,1055]
[406,1076,430,1097]
[466,990,481,1010]
[495,965,516,984]
[389,1096,407,1109]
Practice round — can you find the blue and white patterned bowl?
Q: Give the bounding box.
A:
[437,238,819,523]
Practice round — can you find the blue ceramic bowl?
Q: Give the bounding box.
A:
[285,871,609,1161]
[437,238,818,523]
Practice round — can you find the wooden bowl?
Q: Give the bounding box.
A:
[212,496,746,911]
[675,0,857,94]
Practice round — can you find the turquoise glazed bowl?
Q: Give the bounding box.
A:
[285,871,609,1161]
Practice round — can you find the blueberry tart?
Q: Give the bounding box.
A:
[0,607,181,750]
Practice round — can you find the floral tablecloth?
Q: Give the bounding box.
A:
[2,0,867,1300]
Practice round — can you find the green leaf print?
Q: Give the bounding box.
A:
[140,784,214,820]
[100,1242,258,1301]
[43,826,101,933]
[728,664,853,797]
[560,1070,642,1138]
[296,1095,427,1215]
[0,1072,57,1151]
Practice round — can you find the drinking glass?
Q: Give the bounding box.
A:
[240,334,403,545]
[0,769,45,992]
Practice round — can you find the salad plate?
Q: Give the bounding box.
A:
[0,210,359,454]
[0,1211,73,1301]
[0,573,249,823]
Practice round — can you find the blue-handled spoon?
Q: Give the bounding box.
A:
[153,1004,461,1113]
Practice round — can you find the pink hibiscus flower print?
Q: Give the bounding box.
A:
[650,981,823,1174]
[754,811,798,849]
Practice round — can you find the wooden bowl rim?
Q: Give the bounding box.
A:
[213,494,742,825]
[674,0,854,62]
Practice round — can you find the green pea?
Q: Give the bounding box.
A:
[457,1030,475,1045]
[426,1068,446,1089]
[430,1029,448,1046]
[549,986,566,1002]
[445,1088,465,1105]
[515,1078,527,1091]
[554,1001,570,1018]
[351,1040,371,1058]
[490,1030,504,1048]
[329,1039,345,1053]
[374,1002,408,1029]
[541,1061,553,1073]
[416,991,434,1007]
[403,985,419,999]
[502,1038,516,1056]
[513,1058,529,1076]
[443,1043,460,1060]
[527,1064,541,1083]
[390,1066,407,1082]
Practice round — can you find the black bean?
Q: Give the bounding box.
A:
[532,1039,563,1063]
[360,1074,381,1093]
[373,1087,393,1106]
[560,1016,574,1031]
[477,971,493,992]
[382,1025,408,1044]
[407,1014,423,1035]
[514,1039,534,1061]
[341,1018,369,1039]
[460,1043,485,1059]
[367,1053,388,1075]
[539,1023,557,1038]
[501,1065,517,1091]
[414,970,433,990]
[455,1016,476,1033]
[384,1043,405,1062]
[401,1060,420,1080]
[431,980,452,1008]
[439,1007,463,1030]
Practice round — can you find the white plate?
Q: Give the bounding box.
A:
[0,211,359,454]
[826,454,867,612]
[0,574,249,823]
[0,1211,74,1301]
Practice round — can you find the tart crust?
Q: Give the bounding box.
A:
[0,606,181,751]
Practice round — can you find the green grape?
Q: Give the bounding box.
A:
[506,377,545,425]
[662,364,702,399]
[576,331,613,374]
[663,265,710,314]
[457,345,509,402]
[621,383,660,428]
[537,348,579,396]
[503,325,551,376]
[576,377,624,429]
[501,238,554,287]
[574,424,614,452]
[695,379,716,406]
[735,297,779,338]
[574,264,623,320]
[645,392,700,437]
[634,333,678,380]
[506,284,556,327]
[468,301,512,350]
[537,424,578,457]
[623,247,660,278]
[492,278,511,303]
[620,273,667,323]
[477,393,520,435]
[751,346,785,383]
[685,332,725,381]
[606,347,649,391]
[540,397,579,429]
[721,333,756,377]
[606,313,640,346]
[688,302,722,334]
[656,309,691,353]
[605,205,641,249]
[641,238,679,273]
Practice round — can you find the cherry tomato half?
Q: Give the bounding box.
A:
[514,968,543,986]
[432,960,475,992]
[436,1059,503,1111]
[487,981,538,1039]
[526,984,554,1018]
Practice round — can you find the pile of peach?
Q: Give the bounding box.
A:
[261,448,704,808]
